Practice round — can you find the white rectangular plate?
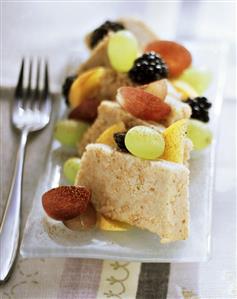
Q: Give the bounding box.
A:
[21,42,227,262]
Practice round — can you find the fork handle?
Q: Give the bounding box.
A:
[0,129,28,283]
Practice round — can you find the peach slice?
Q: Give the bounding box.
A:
[97,214,130,231]
[96,122,126,147]
[141,79,167,101]
[171,80,199,100]
[161,119,188,163]
[145,40,192,78]
[117,86,171,122]
[68,67,106,108]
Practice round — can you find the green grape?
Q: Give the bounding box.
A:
[63,157,81,184]
[54,119,89,147]
[125,126,165,160]
[187,119,212,150]
[179,67,212,94]
[107,30,139,72]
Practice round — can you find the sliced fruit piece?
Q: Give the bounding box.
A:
[125,126,165,160]
[141,79,167,101]
[63,203,97,230]
[42,186,91,221]
[54,119,90,147]
[161,119,188,163]
[68,67,106,108]
[117,86,171,122]
[107,30,139,72]
[172,80,199,100]
[97,214,130,231]
[145,40,192,78]
[63,157,81,184]
[68,97,101,122]
[187,119,212,150]
[96,122,126,147]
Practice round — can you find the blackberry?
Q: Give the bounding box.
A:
[129,52,168,84]
[113,132,128,152]
[62,75,77,105]
[90,20,125,49]
[186,96,212,123]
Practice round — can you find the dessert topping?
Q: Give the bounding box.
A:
[90,20,125,48]
[186,96,212,123]
[129,52,168,84]
[42,186,91,221]
[145,40,192,78]
[116,86,171,122]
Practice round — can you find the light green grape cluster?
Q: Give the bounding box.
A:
[187,119,212,150]
[63,157,81,184]
[125,126,165,160]
[54,119,89,147]
[179,67,212,94]
[107,30,139,72]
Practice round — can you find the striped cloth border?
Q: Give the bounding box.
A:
[57,259,170,299]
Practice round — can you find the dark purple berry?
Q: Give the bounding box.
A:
[90,20,125,49]
[62,75,77,106]
[129,52,168,84]
[186,96,212,123]
[113,132,128,152]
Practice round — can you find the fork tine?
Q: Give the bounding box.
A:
[26,59,32,97]
[43,61,49,99]
[15,58,24,98]
[34,59,41,98]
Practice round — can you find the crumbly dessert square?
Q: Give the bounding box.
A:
[77,144,190,243]
[78,101,192,166]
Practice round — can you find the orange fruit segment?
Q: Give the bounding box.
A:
[161,119,188,163]
[96,122,126,147]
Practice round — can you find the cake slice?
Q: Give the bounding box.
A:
[76,144,190,243]
[78,101,192,162]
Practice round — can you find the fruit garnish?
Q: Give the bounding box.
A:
[145,40,192,78]
[113,132,128,152]
[68,97,101,122]
[141,79,167,101]
[179,67,212,94]
[68,67,106,108]
[172,80,199,100]
[96,122,126,147]
[161,119,188,163]
[97,214,130,231]
[107,30,139,72]
[187,119,212,150]
[125,126,165,160]
[42,186,91,221]
[186,97,212,123]
[116,86,171,121]
[63,157,81,184]
[129,52,168,84]
[63,203,97,231]
[62,75,77,105]
[54,119,89,147]
[90,20,125,49]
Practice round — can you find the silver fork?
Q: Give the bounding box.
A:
[0,59,52,283]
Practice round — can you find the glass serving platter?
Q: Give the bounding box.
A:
[20,42,227,262]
